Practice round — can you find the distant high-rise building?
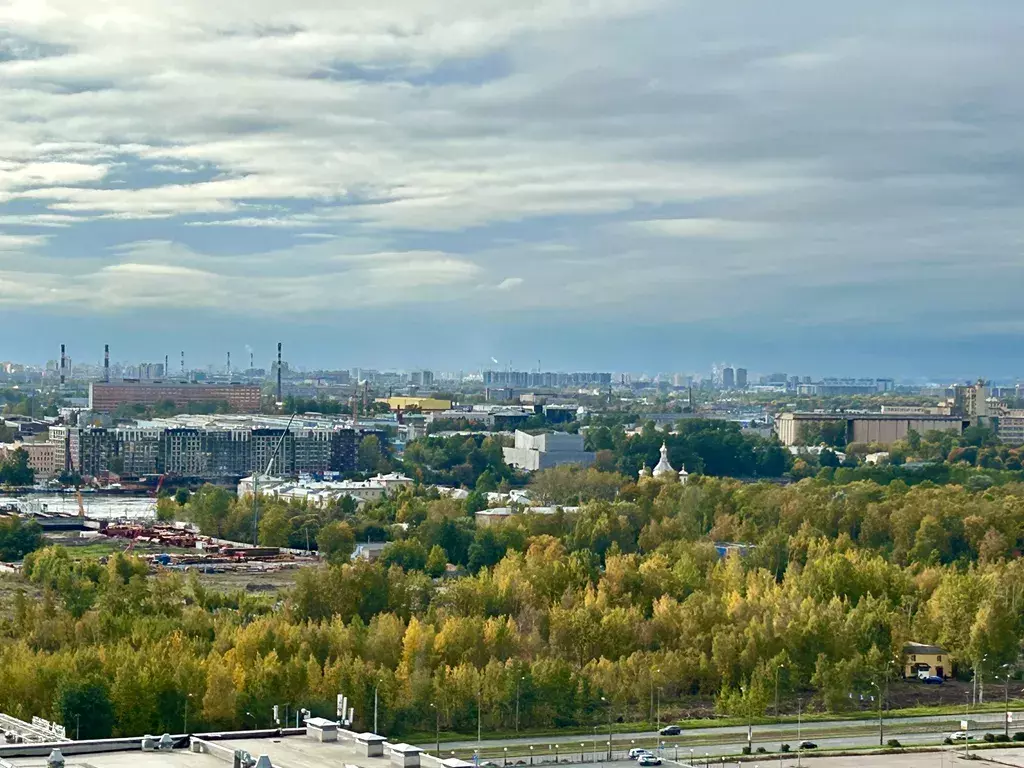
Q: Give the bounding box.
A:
[722,367,735,389]
[736,368,748,389]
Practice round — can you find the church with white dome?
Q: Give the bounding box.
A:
[643,442,689,483]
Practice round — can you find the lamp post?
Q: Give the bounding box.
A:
[796,698,802,768]
[516,675,525,734]
[430,703,440,757]
[245,711,257,729]
[870,681,883,746]
[530,745,534,766]
[601,696,613,760]
[374,680,381,735]
[75,714,80,741]
[656,687,662,733]
[980,655,989,705]
[592,726,599,763]
[184,693,194,734]
[504,747,508,767]
[1003,664,1013,739]
[740,686,751,754]
[650,668,660,726]
[477,689,482,748]
[775,664,785,722]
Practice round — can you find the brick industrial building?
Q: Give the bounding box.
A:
[88,381,262,413]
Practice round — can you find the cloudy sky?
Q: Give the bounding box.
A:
[1,0,1021,377]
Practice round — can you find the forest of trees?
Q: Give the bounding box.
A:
[3,473,1024,739]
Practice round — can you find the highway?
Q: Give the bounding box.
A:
[422,709,1022,760]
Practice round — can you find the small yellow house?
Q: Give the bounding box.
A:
[903,642,950,679]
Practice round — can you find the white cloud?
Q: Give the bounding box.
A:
[627,218,772,239]
[0,0,1020,338]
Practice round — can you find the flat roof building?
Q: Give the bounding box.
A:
[775,411,967,447]
[89,382,262,413]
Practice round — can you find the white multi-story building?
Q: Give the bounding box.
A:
[502,430,595,471]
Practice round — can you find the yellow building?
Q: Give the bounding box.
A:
[378,396,452,414]
[903,642,950,679]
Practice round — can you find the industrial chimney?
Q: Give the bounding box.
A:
[104,344,110,383]
[277,342,283,403]
[60,344,66,386]
[164,354,168,380]
[227,351,231,383]
[181,351,185,380]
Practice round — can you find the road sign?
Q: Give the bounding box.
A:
[961,720,969,730]
[1008,712,1014,723]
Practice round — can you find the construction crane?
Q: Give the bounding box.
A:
[75,487,85,518]
[251,411,297,546]
[152,474,167,498]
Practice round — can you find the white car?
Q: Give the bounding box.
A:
[628,749,653,760]
[949,731,974,742]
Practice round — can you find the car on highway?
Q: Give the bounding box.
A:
[638,756,662,766]
[628,749,653,760]
[949,731,975,742]
[658,725,682,736]
[798,741,818,750]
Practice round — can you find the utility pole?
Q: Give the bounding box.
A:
[1004,664,1013,739]
[477,689,482,748]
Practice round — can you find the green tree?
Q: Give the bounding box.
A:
[189,485,233,537]
[425,545,448,577]
[0,516,43,561]
[58,681,115,739]
[358,435,383,474]
[259,506,291,547]
[380,539,428,571]
[0,447,34,486]
[174,488,191,506]
[317,521,356,564]
[155,497,177,523]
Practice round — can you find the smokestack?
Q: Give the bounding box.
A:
[277,342,282,403]
[60,344,66,386]
[164,354,168,380]
[104,344,110,383]
[227,351,231,383]
[250,350,254,372]
[181,351,185,379]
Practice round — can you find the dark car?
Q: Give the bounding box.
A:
[923,675,944,685]
[798,742,817,750]
[659,725,682,736]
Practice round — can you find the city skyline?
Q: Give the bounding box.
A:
[1,1,1023,375]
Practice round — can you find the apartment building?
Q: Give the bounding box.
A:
[53,423,377,480]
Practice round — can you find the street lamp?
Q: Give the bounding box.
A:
[530,745,534,765]
[1003,663,1014,739]
[75,714,80,741]
[979,655,989,705]
[245,711,257,729]
[740,686,752,754]
[600,696,613,760]
[796,698,802,768]
[504,747,508,767]
[184,693,194,734]
[656,687,663,732]
[374,679,382,735]
[870,681,883,746]
[430,703,440,757]
[650,668,660,726]
[516,675,526,734]
[775,664,785,722]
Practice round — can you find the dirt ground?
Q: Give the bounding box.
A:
[191,566,303,594]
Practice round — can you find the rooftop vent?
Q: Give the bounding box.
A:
[46,749,65,768]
